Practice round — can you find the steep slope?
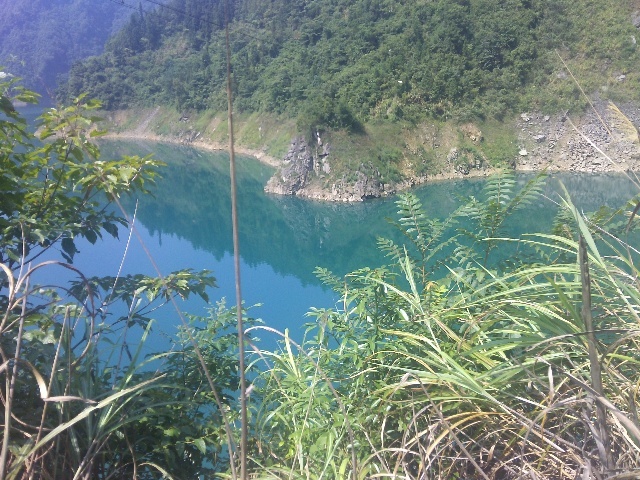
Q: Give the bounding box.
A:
[0,0,132,97]
[64,0,639,118]
[63,0,640,199]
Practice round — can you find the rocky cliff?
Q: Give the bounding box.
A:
[264,133,390,202]
[516,101,640,173]
[266,102,640,202]
[264,137,317,195]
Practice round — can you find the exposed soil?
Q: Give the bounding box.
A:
[103,108,280,167]
[514,101,640,174]
[102,103,640,202]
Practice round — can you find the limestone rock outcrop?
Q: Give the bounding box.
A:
[265,134,387,201]
[265,137,314,195]
[516,102,640,174]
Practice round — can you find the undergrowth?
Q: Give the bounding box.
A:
[246,172,640,479]
[4,75,640,479]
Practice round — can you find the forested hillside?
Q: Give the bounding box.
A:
[59,0,640,199]
[0,0,131,97]
[64,0,639,124]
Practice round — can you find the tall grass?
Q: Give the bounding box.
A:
[246,173,640,479]
[6,69,640,478]
[0,260,157,478]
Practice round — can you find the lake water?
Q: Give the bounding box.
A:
[67,140,639,350]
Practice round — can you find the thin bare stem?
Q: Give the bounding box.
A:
[0,267,30,478]
[223,1,247,478]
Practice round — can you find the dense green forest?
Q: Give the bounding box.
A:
[63,0,639,126]
[0,0,131,97]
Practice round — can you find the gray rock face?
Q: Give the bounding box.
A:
[265,137,314,195]
[328,170,386,202]
[265,135,387,201]
[515,102,640,174]
[446,146,486,175]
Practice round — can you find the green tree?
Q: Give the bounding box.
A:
[0,77,158,269]
[0,75,232,479]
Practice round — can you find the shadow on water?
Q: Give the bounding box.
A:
[104,140,640,287]
[96,140,639,343]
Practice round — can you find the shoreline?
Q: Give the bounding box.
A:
[102,103,640,202]
[102,130,506,191]
[102,131,281,167]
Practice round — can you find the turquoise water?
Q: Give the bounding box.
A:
[67,140,639,349]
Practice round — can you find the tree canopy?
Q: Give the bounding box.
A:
[62,0,639,127]
[0,0,131,97]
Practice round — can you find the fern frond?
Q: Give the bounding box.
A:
[394,192,431,243]
[314,267,345,292]
[377,237,406,265]
[451,244,480,267]
[505,172,547,216]
[456,171,547,265]
[483,171,515,206]
[393,191,460,261]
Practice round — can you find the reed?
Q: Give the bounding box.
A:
[247,173,640,479]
